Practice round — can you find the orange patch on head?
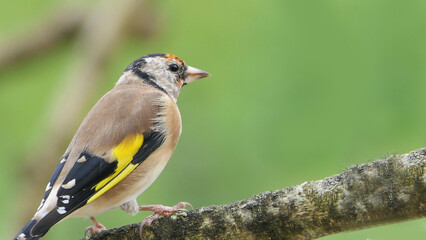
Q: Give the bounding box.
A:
[164,54,185,65]
[178,77,183,87]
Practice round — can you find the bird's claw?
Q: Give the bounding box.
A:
[138,202,192,236]
[84,217,106,238]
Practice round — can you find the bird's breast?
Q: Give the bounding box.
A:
[71,95,182,217]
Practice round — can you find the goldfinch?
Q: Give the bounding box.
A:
[14,53,210,240]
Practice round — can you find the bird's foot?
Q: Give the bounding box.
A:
[84,216,106,237]
[138,202,192,234]
[139,202,192,217]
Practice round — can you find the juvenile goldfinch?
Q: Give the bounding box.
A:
[14,53,210,240]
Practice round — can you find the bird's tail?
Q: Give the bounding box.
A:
[14,219,47,240]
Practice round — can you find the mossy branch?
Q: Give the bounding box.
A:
[86,148,426,240]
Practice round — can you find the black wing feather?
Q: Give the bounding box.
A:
[30,131,165,236]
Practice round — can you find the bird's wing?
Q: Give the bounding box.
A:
[30,84,168,236]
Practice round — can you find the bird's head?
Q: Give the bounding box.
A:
[118,53,210,101]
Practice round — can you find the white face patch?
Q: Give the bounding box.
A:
[142,57,182,102]
[61,179,76,189]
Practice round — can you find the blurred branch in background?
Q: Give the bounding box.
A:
[4,0,163,226]
[0,1,161,71]
[87,148,425,240]
[0,3,86,70]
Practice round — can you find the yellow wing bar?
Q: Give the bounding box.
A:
[87,133,144,203]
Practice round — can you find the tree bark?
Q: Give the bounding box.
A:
[85,148,426,240]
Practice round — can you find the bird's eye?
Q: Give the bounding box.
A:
[169,64,179,72]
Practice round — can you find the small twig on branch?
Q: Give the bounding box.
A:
[86,148,425,240]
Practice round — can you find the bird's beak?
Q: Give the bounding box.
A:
[185,65,211,84]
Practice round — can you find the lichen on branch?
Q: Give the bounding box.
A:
[86,148,426,240]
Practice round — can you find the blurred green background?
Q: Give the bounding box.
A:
[1,0,425,239]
